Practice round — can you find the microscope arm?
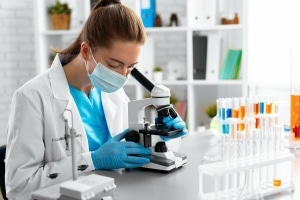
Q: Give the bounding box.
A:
[128,98,152,130]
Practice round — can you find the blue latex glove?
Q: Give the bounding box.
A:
[91,129,151,170]
[160,116,188,141]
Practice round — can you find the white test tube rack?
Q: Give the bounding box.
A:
[198,151,295,200]
[198,114,295,200]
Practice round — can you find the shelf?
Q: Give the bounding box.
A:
[145,25,242,33]
[42,30,81,36]
[192,80,243,85]
[145,26,188,33]
[157,80,189,85]
[125,80,188,86]
[191,25,243,31]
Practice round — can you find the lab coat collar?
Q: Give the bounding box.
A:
[48,54,70,101]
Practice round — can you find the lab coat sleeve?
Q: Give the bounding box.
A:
[5,89,93,200]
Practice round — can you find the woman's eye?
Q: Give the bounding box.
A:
[109,65,119,69]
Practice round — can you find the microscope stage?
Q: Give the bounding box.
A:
[139,127,183,136]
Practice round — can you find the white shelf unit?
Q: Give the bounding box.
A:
[34,0,248,135]
[125,0,247,134]
[34,0,91,74]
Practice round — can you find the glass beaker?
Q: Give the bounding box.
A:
[290,48,300,146]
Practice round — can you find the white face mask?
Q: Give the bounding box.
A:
[88,50,128,93]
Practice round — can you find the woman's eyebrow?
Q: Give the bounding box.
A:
[109,57,139,66]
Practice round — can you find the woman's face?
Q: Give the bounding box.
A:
[87,40,142,77]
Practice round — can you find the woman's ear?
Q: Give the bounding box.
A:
[80,42,90,60]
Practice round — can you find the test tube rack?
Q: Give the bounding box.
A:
[198,151,295,200]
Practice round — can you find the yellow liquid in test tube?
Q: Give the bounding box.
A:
[273,179,281,187]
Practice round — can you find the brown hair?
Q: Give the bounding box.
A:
[53,0,146,63]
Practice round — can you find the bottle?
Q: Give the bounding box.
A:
[233,13,239,24]
[291,48,300,146]
[170,13,178,26]
[155,14,162,27]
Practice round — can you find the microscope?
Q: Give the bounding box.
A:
[126,68,187,171]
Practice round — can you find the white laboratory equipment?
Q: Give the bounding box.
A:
[32,110,116,200]
[198,96,295,200]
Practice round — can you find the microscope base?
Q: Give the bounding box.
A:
[140,151,187,171]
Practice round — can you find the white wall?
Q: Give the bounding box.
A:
[0,0,36,145]
[247,0,300,125]
[247,0,300,100]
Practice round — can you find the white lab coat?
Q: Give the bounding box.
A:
[5,55,129,200]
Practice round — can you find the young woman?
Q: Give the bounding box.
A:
[5,0,187,199]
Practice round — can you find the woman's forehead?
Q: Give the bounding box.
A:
[95,41,141,62]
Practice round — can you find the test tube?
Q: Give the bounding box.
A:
[239,97,246,132]
[232,97,239,160]
[231,97,240,191]
[259,96,266,155]
[222,98,230,161]
[273,124,283,187]
[216,98,227,161]
[217,98,229,195]
[245,97,255,158]
[254,96,260,129]
[226,98,233,192]
[226,98,233,160]
[239,98,246,159]
[266,96,274,153]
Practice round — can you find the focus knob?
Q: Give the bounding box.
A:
[125,130,140,143]
[155,141,168,152]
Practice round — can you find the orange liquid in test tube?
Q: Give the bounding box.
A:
[231,109,239,137]
[266,102,273,114]
[254,102,260,128]
[232,110,239,118]
[291,94,300,140]
[239,105,245,131]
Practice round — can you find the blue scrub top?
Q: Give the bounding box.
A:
[69,85,111,151]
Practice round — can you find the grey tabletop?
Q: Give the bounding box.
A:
[95,130,300,200]
[32,130,299,200]
[95,132,216,200]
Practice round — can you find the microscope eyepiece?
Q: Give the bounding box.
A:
[131,68,155,92]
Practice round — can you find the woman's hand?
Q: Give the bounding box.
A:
[160,116,188,141]
[91,129,151,170]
